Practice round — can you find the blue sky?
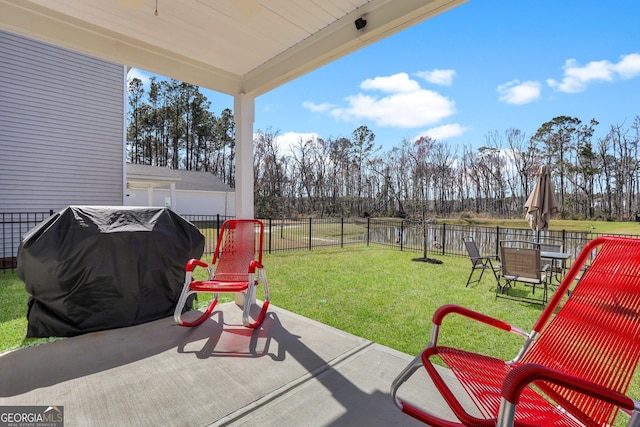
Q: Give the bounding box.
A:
[129,0,640,153]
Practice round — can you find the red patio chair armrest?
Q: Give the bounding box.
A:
[248,259,263,273]
[500,363,636,425]
[433,304,524,334]
[186,259,208,272]
[429,305,529,349]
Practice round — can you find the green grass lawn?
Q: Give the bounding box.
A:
[263,246,541,359]
[0,245,542,357]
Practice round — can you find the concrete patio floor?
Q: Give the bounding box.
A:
[0,303,463,426]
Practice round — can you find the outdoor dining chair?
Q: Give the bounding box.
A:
[539,242,565,273]
[463,236,500,287]
[391,236,640,426]
[174,219,270,328]
[497,241,549,304]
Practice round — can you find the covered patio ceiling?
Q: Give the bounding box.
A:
[0,0,466,97]
[0,0,466,218]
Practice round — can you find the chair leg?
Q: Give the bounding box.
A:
[465,269,474,287]
[174,271,222,327]
[174,274,194,325]
[390,349,464,426]
[175,288,219,327]
[243,268,270,328]
[175,269,270,328]
[182,297,219,327]
[390,352,424,409]
[466,267,485,287]
[496,278,511,299]
[491,266,500,286]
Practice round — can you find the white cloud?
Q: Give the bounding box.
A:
[547,59,613,93]
[497,79,541,105]
[327,73,455,129]
[547,53,640,93]
[360,72,421,93]
[274,131,322,156]
[415,123,468,141]
[331,90,455,128]
[302,101,334,112]
[614,53,640,78]
[262,103,276,113]
[415,69,456,86]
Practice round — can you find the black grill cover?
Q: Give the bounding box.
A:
[17,206,205,338]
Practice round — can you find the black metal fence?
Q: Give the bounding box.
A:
[186,216,640,267]
[2,212,639,272]
[1,211,53,270]
[379,220,640,263]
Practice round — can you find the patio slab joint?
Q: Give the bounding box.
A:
[210,340,374,426]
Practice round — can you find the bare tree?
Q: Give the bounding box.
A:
[350,126,378,216]
[505,128,538,211]
[254,128,286,217]
[432,142,456,215]
[532,116,583,216]
[567,119,598,218]
[127,78,640,221]
[127,77,145,164]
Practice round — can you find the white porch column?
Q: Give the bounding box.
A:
[170,183,176,211]
[147,186,153,206]
[234,93,255,220]
[233,93,256,307]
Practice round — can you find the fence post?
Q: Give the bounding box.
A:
[309,217,312,251]
[367,217,370,246]
[341,217,344,248]
[280,216,284,239]
[268,217,272,254]
[495,226,500,259]
[400,221,404,251]
[441,224,446,255]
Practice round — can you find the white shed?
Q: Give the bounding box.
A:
[125,164,235,216]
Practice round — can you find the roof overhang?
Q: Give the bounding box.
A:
[0,0,467,97]
[126,172,180,190]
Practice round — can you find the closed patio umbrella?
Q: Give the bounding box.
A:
[524,165,558,236]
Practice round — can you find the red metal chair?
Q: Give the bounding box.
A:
[391,236,640,426]
[174,219,269,328]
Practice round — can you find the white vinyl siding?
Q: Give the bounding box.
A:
[0,29,125,213]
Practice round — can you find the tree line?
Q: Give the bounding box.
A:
[127,77,640,221]
[127,77,236,185]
